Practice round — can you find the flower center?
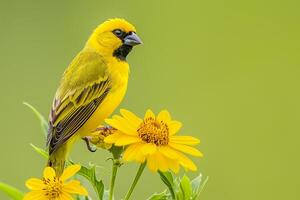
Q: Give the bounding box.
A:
[137,117,169,146]
[43,177,63,199]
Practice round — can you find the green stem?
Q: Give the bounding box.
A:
[158,171,176,200]
[124,162,146,200]
[108,146,123,200]
[109,159,119,200]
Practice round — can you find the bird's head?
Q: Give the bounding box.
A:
[86,18,142,61]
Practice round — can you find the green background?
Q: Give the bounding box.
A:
[0,0,299,199]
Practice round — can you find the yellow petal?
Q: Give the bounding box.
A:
[43,167,56,179]
[120,109,142,126]
[168,121,182,135]
[156,152,169,172]
[169,143,203,157]
[177,152,197,171]
[157,110,171,123]
[115,135,141,146]
[134,152,147,163]
[60,191,74,200]
[167,158,180,174]
[146,151,169,172]
[123,143,145,162]
[147,153,158,172]
[141,143,157,155]
[23,191,44,200]
[63,180,88,195]
[105,118,137,136]
[170,135,200,145]
[123,144,138,161]
[144,109,155,120]
[104,132,122,143]
[60,164,81,181]
[25,178,44,190]
[113,115,139,134]
[158,146,180,160]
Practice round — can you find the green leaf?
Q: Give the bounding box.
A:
[158,171,176,200]
[73,163,104,200]
[146,190,169,200]
[158,172,208,200]
[191,174,202,194]
[102,190,111,200]
[176,189,184,200]
[192,176,209,200]
[180,175,192,200]
[0,182,24,200]
[23,102,48,138]
[30,143,48,159]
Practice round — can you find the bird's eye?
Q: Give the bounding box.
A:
[113,29,123,37]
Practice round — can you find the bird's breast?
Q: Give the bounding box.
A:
[107,59,130,87]
[78,60,129,136]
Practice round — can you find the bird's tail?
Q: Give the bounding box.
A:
[47,144,68,176]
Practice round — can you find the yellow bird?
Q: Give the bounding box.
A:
[47,18,142,174]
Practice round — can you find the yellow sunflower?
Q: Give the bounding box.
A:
[104,109,203,173]
[24,164,88,200]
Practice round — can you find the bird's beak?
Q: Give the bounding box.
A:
[124,32,142,46]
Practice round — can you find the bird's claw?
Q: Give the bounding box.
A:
[82,137,97,152]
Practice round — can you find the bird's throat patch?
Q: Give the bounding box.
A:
[113,44,133,61]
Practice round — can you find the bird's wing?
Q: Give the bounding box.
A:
[47,51,111,154]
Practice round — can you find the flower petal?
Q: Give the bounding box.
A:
[169,143,203,157]
[144,109,155,120]
[147,153,158,172]
[134,151,147,163]
[60,191,74,200]
[43,167,56,179]
[113,115,139,134]
[146,151,169,172]
[168,120,182,135]
[120,109,142,126]
[141,143,157,155]
[63,180,88,196]
[158,146,181,160]
[123,144,138,161]
[105,118,137,136]
[60,164,81,181]
[104,132,122,143]
[123,143,145,162]
[114,135,141,146]
[156,152,169,172]
[25,178,44,190]
[177,152,197,171]
[157,110,171,123]
[23,191,44,200]
[170,135,200,145]
[167,158,180,174]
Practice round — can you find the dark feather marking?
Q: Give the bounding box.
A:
[113,44,132,61]
[48,84,110,154]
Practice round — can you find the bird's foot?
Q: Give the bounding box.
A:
[82,137,97,152]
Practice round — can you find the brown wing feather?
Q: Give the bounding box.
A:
[48,81,110,154]
[47,51,111,154]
